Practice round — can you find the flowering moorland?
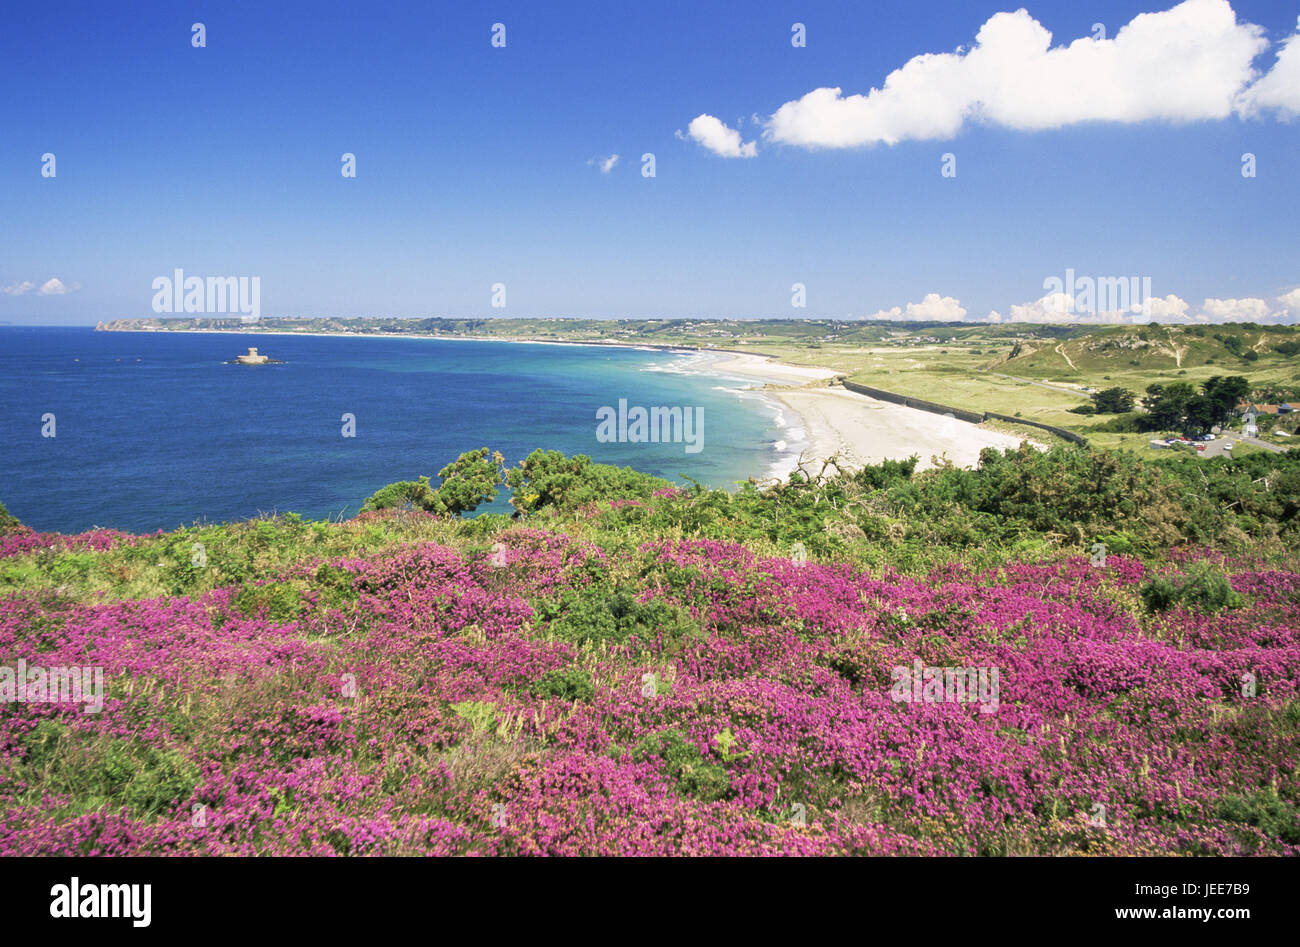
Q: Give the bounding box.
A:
[1,446,1298,856]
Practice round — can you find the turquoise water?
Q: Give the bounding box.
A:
[0,328,797,533]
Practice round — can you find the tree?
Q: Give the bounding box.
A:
[1197,376,1250,429]
[1140,376,1249,435]
[361,447,505,517]
[504,449,670,516]
[1094,387,1136,413]
[1141,382,1196,431]
[432,448,507,515]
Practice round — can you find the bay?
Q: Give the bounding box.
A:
[0,327,793,533]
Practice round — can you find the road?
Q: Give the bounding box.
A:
[1191,432,1286,458]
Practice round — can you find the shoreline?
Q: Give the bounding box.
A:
[93,324,729,357]
[96,325,1040,477]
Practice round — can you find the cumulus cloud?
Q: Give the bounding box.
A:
[1006,290,1170,324]
[1238,16,1300,117]
[37,278,74,296]
[587,154,620,174]
[868,293,968,322]
[985,287,1299,325]
[1009,292,1084,323]
[679,114,757,158]
[1198,296,1274,321]
[1146,294,1192,321]
[2,278,77,297]
[763,0,1268,148]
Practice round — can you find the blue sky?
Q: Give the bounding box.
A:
[1,0,1297,325]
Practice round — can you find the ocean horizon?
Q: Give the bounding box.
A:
[0,327,802,533]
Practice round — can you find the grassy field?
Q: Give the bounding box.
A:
[765,323,1300,448]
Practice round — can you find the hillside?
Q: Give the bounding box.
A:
[2,446,1299,856]
[996,323,1300,380]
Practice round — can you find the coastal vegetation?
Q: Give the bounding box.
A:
[3,442,1298,855]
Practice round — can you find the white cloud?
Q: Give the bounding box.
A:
[37,278,74,296]
[1006,291,1151,324]
[588,154,620,174]
[1146,294,1191,321]
[988,288,1300,325]
[764,0,1268,148]
[868,292,967,322]
[1009,292,1079,323]
[1238,16,1300,117]
[2,278,77,297]
[680,114,757,158]
[1199,296,1274,321]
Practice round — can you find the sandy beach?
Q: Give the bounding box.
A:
[682,350,1039,474]
[770,387,1038,472]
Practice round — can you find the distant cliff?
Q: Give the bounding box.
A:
[97,318,263,331]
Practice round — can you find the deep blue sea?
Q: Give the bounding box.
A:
[0,328,798,533]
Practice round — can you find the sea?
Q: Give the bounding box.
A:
[0,327,804,534]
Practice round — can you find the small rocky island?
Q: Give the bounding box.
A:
[226,346,284,365]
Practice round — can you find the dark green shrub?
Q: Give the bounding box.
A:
[535,585,700,649]
[529,668,595,701]
[313,563,360,608]
[232,583,303,622]
[633,729,731,801]
[1140,562,1246,613]
[0,500,23,536]
[1217,791,1300,845]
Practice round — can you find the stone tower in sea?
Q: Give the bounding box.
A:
[234,347,269,365]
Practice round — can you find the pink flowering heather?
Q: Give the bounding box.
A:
[1,524,1297,856]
